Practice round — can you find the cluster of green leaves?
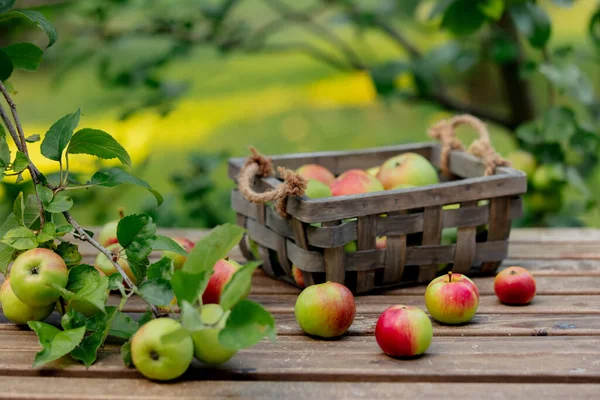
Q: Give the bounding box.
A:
[27,222,275,369]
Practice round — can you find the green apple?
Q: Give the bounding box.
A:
[94,244,137,286]
[0,279,54,325]
[131,318,194,381]
[161,238,195,271]
[377,153,439,189]
[10,248,68,307]
[191,304,237,365]
[98,220,119,247]
[304,179,332,199]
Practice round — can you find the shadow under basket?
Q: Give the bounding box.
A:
[228,142,527,294]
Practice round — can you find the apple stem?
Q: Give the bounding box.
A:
[448,271,452,283]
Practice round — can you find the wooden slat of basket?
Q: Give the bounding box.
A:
[286,240,325,273]
[323,220,346,285]
[481,197,511,272]
[382,211,407,285]
[419,206,444,282]
[452,201,478,274]
[356,215,377,293]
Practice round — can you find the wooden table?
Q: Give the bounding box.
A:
[1,228,600,399]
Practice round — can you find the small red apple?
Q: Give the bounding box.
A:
[375,305,433,357]
[294,282,355,338]
[494,266,536,305]
[291,265,305,288]
[425,272,479,325]
[202,259,249,305]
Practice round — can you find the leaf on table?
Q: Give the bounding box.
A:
[28,322,86,368]
[219,299,276,351]
[55,241,82,266]
[147,257,174,281]
[40,109,80,162]
[170,270,209,307]
[219,261,261,311]
[90,168,163,206]
[181,223,244,275]
[67,128,131,167]
[70,330,104,367]
[54,264,109,315]
[149,235,187,256]
[137,278,174,307]
[137,310,153,327]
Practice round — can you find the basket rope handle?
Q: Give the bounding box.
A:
[428,114,510,177]
[238,147,307,217]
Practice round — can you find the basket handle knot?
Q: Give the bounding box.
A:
[238,147,307,217]
[428,114,510,177]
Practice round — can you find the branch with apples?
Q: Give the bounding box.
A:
[0,1,275,381]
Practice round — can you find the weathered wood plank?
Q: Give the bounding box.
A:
[1,336,599,383]
[0,377,597,400]
[115,294,600,314]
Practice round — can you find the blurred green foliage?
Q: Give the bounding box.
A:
[1,0,600,228]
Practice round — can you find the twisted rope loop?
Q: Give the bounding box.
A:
[428,114,510,176]
[238,147,307,217]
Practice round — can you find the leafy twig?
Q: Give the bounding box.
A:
[62,211,160,318]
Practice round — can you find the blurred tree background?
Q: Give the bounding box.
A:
[1,0,599,228]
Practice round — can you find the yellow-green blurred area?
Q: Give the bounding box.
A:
[2,0,600,226]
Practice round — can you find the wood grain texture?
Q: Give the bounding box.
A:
[356,215,377,293]
[420,206,444,282]
[323,221,346,285]
[0,377,597,400]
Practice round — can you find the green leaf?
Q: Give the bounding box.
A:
[428,0,454,19]
[90,168,163,206]
[117,214,156,265]
[137,278,174,307]
[477,0,504,20]
[0,0,16,14]
[107,273,122,291]
[13,192,24,225]
[552,0,574,7]
[182,223,244,274]
[1,226,37,250]
[0,201,39,273]
[170,270,209,307]
[542,107,576,143]
[108,311,138,340]
[2,43,43,71]
[220,261,260,311]
[121,340,133,367]
[1,10,58,48]
[137,310,153,327]
[61,309,87,330]
[27,322,86,368]
[55,225,74,236]
[516,120,541,144]
[219,300,276,351]
[441,0,486,36]
[26,134,41,143]
[149,235,187,256]
[147,257,174,281]
[37,221,56,243]
[0,48,13,82]
[55,265,109,315]
[55,241,82,266]
[180,300,205,332]
[40,109,80,162]
[45,194,73,213]
[12,151,29,173]
[36,185,54,205]
[70,330,104,367]
[68,128,131,167]
[509,3,551,49]
[23,194,39,227]
[539,62,594,105]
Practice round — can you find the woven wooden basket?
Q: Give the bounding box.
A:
[228,116,527,294]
